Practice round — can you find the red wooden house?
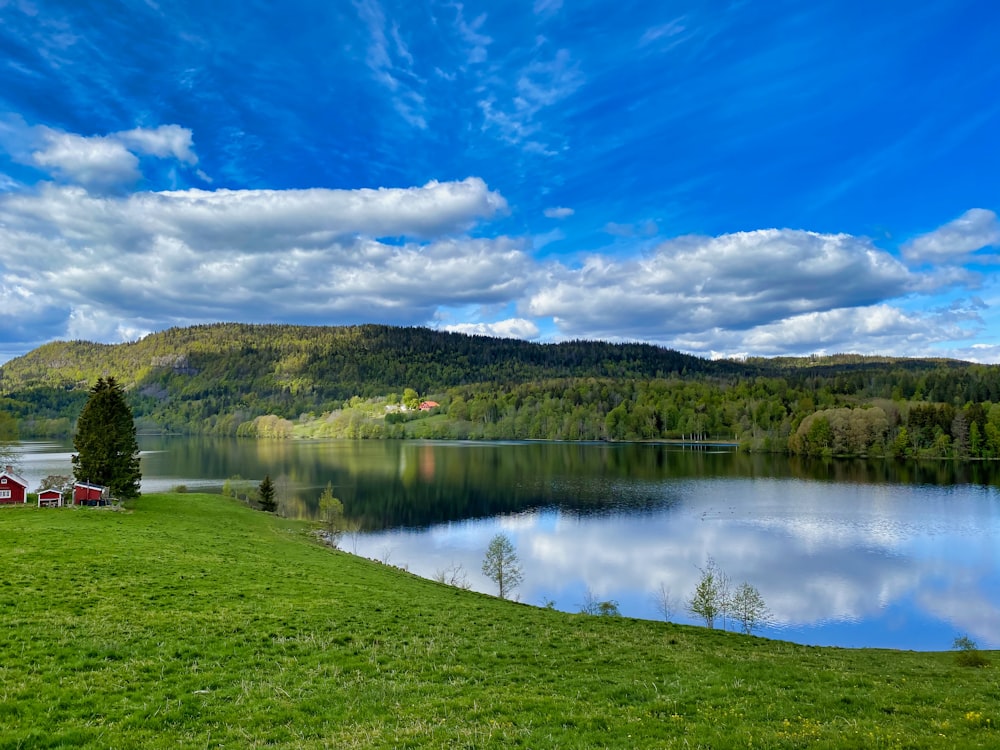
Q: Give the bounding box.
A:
[0,467,28,504]
[37,488,64,508]
[73,481,110,506]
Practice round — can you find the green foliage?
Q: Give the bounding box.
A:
[688,558,730,629]
[953,635,990,668]
[580,590,622,616]
[258,474,276,512]
[731,581,770,635]
[0,410,18,470]
[71,377,141,499]
[4,324,1000,459]
[482,532,523,600]
[317,482,344,544]
[222,474,256,504]
[1,493,999,747]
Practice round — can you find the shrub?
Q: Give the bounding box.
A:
[953,635,990,668]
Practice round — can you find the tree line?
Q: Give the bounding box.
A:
[3,324,1000,460]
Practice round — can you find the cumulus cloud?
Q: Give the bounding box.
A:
[32,129,141,189]
[440,318,540,339]
[0,177,520,348]
[528,229,915,341]
[686,304,979,360]
[0,140,995,364]
[902,208,1000,264]
[25,123,200,190]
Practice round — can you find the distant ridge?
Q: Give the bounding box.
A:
[1,323,993,442]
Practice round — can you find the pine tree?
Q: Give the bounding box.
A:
[258,474,277,512]
[71,377,141,499]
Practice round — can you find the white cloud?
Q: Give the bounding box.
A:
[32,129,140,189]
[0,150,995,364]
[528,228,915,341]
[115,124,198,164]
[450,4,492,64]
[356,0,429,129]
[543,206,573,219]
[25,124,201,190]
[441,318,540,339]
[699,304,976,359]
[479,47,583,152]
[902,208,1000,264]
[0,178,520,348]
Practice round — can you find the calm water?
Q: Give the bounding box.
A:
[13,437,1000,651]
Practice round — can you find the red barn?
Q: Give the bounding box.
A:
[73,481,110,506]
[38,488,64,508]
[0,467,28,504]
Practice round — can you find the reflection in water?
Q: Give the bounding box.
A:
[13,438,1000,650]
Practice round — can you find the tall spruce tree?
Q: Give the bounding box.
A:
[258,474,277,512]
[72,377,142,499]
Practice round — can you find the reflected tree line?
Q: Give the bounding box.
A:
[147,438,1000,531]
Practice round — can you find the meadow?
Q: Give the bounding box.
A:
[1,493,997,748]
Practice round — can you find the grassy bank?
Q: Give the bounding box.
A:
[1,494,997,748]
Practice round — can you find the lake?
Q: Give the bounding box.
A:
[12,436,1000,651]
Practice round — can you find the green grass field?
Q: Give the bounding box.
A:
[1,494,997,748]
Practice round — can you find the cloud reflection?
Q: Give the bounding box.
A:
[351,479,1000,650]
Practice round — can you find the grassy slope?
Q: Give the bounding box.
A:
[1,495,997,749]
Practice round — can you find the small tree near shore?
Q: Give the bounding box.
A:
[482,533,523,600]
[258,474,276,512]
[688,558,729,629]
[731,581,769,634]
[318,482,345,545]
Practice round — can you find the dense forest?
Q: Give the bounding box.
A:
[3,322,1000,460]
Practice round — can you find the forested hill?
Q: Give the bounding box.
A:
[4,323,1000,460]
[0,323,745,432]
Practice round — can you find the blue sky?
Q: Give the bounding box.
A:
[1,0,998,364]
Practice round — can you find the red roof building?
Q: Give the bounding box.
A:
[37,488,64,508]
[73,481,110,506]
[0,467,28,505]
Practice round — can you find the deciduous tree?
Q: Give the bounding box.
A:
[688,558,729,629]
[482,533,523,600]
[318,482,345,545]
[731,581,769,634]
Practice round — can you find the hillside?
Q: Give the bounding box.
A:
[1,493,996,748]
[1,323,743,432]
[3,324,1000,458]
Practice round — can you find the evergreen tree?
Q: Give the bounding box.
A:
[258,474,277,512]
[72,377,141,499]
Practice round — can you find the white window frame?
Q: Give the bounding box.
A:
[0,490,11,499]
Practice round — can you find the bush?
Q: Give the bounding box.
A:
[953,635,990,668]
